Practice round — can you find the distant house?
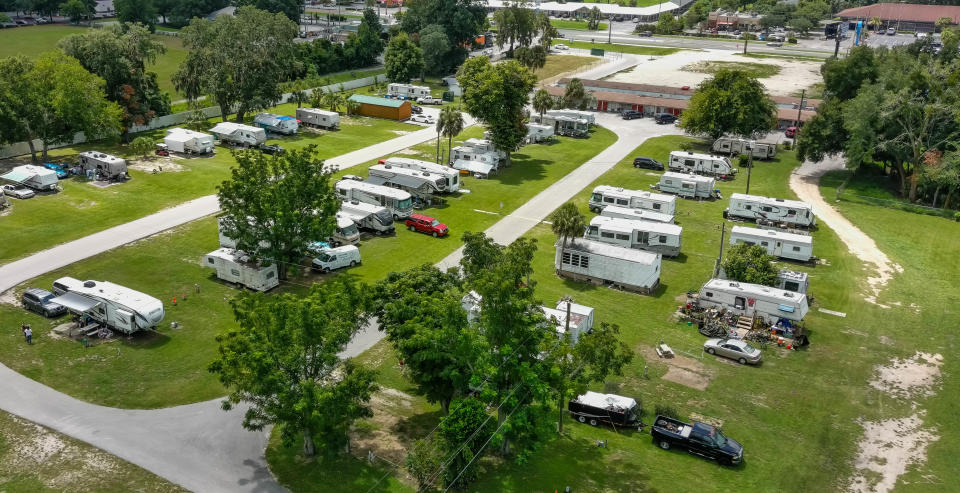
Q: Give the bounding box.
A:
[206,6,236,21]
[347,94,412,121]
[94,0,114,18]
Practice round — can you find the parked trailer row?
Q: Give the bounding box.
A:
[382,157,460,192]
[712,137,777,160]
[367,164,444,204]
[584,216,683,257]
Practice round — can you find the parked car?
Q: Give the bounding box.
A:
[651,415,744,466]
[1,184,35,199]
[483,48,494,56]
[887,27,896,35]
[311,245,361,272]
[556,31,565,38]
[410,104,423,114]
[633,156,664,170]
[621,109,642,120]
[554,43,569,50]
[638,31,653,37]
[43,162,69,179]
[155,143,170,156]
[405,213,448,237]
[704,338,762,365]
[766,41,783,47]
[784,126,797,138]
[410,114,436,124]
[654,113,677,124]
[15,19,30,26]
[35,16,51,24]
[22,288,67,317]
[259,144,285,155]
[0,21,17,28]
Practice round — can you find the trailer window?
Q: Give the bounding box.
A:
[659,236,666,243]
[231,269,240,276]
[601,232,615,239]
[266,271,275,279]
[761,206,773,212]
[761,241,768,247]
[591,193,602,202]
[615,233,629,241]
[684,159,695,167]
[744,204,751,210]
[616,199,628,206]
[603,197,615,204]
[653,204,661,210]
[735,297,746,310]
[705,291,713,297]
[792,246,801,252]
[787,209,796,216]
[207,258,215,264]
[562,252,571,264]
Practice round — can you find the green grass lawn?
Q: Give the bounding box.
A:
[550,19,608,31]
[682,60,781,78]
[534,55,598,81]
[552,39,679,56]
[150,35,188,96]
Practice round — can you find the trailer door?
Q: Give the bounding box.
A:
[115,309,135,332]
[773,241,783,256]
[734,296,746,310]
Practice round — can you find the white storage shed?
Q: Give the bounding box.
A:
[555,238,661,294]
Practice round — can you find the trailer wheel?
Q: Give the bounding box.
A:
[578,415,586,423]
[589,418,598,426]
[349,261,357,267]
[659,440,671,450]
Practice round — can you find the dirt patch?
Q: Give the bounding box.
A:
[639,345,714,391]
[848,413,939,493]
[869,352,943,400]
[128,156,186,173]
[0,288,20,307]
[352,388,417,466]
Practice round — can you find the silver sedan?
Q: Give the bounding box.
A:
[2,184,35,199]
[704,338,762,365]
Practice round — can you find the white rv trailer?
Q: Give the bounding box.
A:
[387,83,431,100]
[584,216,683,257]
[335,179,414,219]
[600,205,674,224]
[209,122,267,147]
[50,278,165,334]
[725,193,817,228]
[164,128,215,154]
[696,278,809,323]
[339,200,395,234]
[253,113,298,135]
[775,269,809,294]
[203,248,279,291]
[656,172,718,200]
[0,165,58,191]
[451,144,501,170]
[540,114,590,137]
[588,185,677,216]
[526,123,554,143]
[462,138,506,160]
[78,151,128,180]
[383,157,460,192]
[545,109,595,125]
[367,164,444,203]
[541,300,596,344]
[332,213,361,245]
[296,107,340,129]
[555,238,661,294]
[729,225,813,262]
[453,159,495,178]
[668,151,736,177]
[712,137,777,160]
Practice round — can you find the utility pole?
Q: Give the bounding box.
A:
[745,143,753,194]
[796,88,805,127]
[714,223,727,278]
[608,16,612,44]
[834,29,842,57]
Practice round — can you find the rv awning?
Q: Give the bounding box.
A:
[0,169,31,184]
[453,159,494,175]
[50,292,101,313]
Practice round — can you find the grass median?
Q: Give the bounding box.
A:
[552,39,680,56]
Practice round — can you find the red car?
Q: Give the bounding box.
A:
[784,126,798,138]
[405,213,448,237]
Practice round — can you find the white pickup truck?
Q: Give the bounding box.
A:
[417,96,442,105]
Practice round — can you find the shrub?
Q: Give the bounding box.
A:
[738,153,751,168]
[783,140,792,150]
[129,136,155,157]
[788,37,798,44]
[954,211,960,222]
[654,404,680,419]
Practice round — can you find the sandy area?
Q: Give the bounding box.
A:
[640,345,714,391]
[128,156,186,173]
[849,414,939,493]
[869,352,943,400]
[605,49,822,96]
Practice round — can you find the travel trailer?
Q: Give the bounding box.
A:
[331,213,361,245]
[526,123,554,143]
[203,248,279,292]
[296,107,340,129]
[335,179,414,219]
[78,151,128,180]
[774,269,809,295]
[164,128,215,154]
[600,205,674,224]
[656,172,718,200]
[545,109,595,125]
[0,165,58,191]
[696,278,809,323]
[311,245,361,272]
[387,83,432,100]
[555,238,661,294]
[49,278,164,334]
[712,137,777,160]
[382,157,460,192]
[568,391,640,429]
[668,151,736,177]
[588,185,677,216]
[729,226,813,262]
[540,113,590,137]
[209,122,267,147]
[339,200,395,234]
[367,164,444,203]
[724,193,817,228]
[253,113,299,135]
[584,216,683,257]
[462,138,505,160]
[451,146,500,170]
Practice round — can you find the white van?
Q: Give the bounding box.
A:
[311,245,361,272]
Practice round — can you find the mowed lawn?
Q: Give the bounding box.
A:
[534,55,598,80]
[552,39,679,56]
[550,19,608,31]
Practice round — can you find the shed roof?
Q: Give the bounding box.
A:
[348,94,408,108]
[562,238,660,265]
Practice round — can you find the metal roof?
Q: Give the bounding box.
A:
[731,225,812,245]
[562,238,661,265]
[591,215,683,236]
[348,94,408,108]
[729,193,813,211]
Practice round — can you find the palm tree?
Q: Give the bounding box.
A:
[548,202,586,247]
[290,89,308,108]
[868,16,883,32]
[439,106,464,165]
[532,89,553,123]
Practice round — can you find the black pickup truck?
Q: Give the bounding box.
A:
[650,415,744,465]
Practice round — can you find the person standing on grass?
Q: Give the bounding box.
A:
[24,326,33,345]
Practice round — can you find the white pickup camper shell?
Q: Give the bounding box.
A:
[332,213,361,245]
[697,278,809,323]
[335,179,414,219]
[296,107,340,129]
[78,151,128,180]
[526,123,554,143]
[555,238,661,294]
[387,83,432,100]
[203,248,279,291]
[209,122,267,147]
[668,151,736,177]
[367,164,444,203]
[585,216,683,257]
[383,157,460,192]
[729,226,813,262]
[588,185,677,216]
[712,137,777,160]
[253,113,298,135]
[1,165,58,191]
[50,278,164,334]
[339,200,395,234]
[725,193,817,227]
[657,171,717,199]
[164,128,215,154]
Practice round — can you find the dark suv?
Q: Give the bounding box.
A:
[633,156,664,170]
[621,109,642,120]
[654,113,677,124]
[22,288,67,317]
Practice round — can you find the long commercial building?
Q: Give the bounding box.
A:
[837,3,960,33]
[483,0,693,22]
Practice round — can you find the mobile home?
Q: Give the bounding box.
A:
[78,151,128,180]
[331,213,361,245]
[367,164,444,203]
[725,193,817,228]
[339,200,395,234]
[382,157,460,192]
[335,179,414,219]
[555,238,661,294]
[729,226,813,262]
[203,248,279,292]
[209,122,267,147]
[49,278,164,334]
[600,204,674,224]
[0,165,58,191]
[584,216,683,257]
[296,107,339,129]
[656,172,718,200]
[588,185,677,216]
[164,128,215,154]
[696,278,809,323]
[668,151,736,177]
[253,113,299,135]
[387,83,431,100]
[712,137,777,160]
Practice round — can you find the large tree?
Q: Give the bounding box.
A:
[217,145,340,280]
[420,24,452,76]
[548,202,585,247]
[562,78,592,111]
[60,0,90,24]
[492,0,536,57]
[514,44,547,72]
[238,0,301,23]
[114,0,159,28]
[173,6,297,122]
[722,243,778,286]
[209,278,378,458]
[679,69,777,140]
[384,32,424,83]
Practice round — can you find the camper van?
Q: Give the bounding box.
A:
[712,138,777,160]
[0,165,59,191]
[331,213,361,245]
[584,216,683,257]
[339,200,395,234]
[78,151,128,180]
[296,107,339,129]
[588,185,677,216]
[49,278,165,334]
[253,113,299,135]
[599,204,674,224]
[203,248,279,292]
[382,157,460,192]
[387,83,432,100]
[696,278,809,323]
[725,193,817,228]
[164,128,215,154]
[668,151,736,177]
[555,238,661,294]
[729,226,813,262]
[209,122,267,147]
[367,164,444,203]
[656,172,718,200]
[311,245,361,272]
[335,179,414,219]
